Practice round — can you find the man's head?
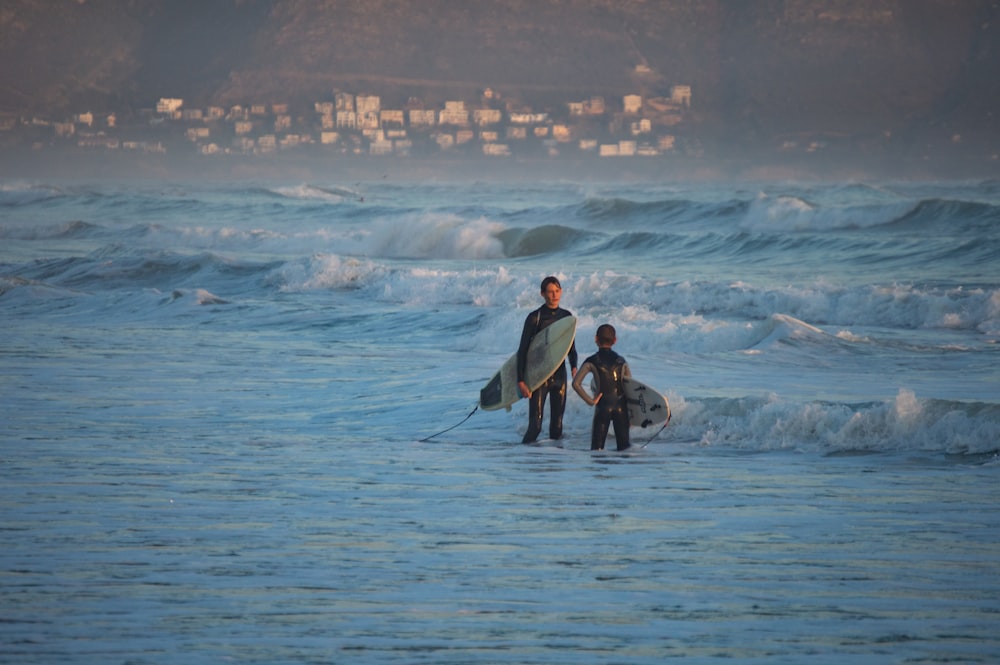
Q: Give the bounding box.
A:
[540,276,562,309]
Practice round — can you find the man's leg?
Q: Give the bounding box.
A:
[522,384,547,443]
[548,368,568,440]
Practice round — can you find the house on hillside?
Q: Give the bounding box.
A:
[440,101,469,126]
[671,85,692,107]
[509,112,548,125]
[473,109,501,126]
[335,93,355,112]
[568,96,606,116]
[380,110,405,129]
[336,111,357,129]
[157,98,183,114]
[483,143,510,156]
[409,109,436,128]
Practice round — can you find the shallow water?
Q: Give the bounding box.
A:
[4,436,998,663]
[2,178,999,662]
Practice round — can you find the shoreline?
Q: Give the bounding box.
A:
[2,147,996,184]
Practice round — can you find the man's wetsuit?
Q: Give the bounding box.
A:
[583,347,630,451]
[517,305,577,443]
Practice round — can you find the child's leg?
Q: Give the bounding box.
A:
[612,408,631,451]
[591,411,611,450]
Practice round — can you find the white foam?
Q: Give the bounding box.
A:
[667,389,1000,455]
[364,214,506,260]
[271,184,359,202]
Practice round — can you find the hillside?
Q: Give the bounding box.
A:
[1,0,998,151]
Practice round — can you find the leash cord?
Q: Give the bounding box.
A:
[419,404,479,442]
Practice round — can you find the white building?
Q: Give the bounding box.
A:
[473,109,501,126]
[380,110,405,128]
[439,101,469,126]
[358,111,380,131]
[335,93,355,112]
[509,112,548,124]
[483,143,511,156]
[671,85,692,107]
[157,98,184,114]
[409,109,436,127]
[356,95,381,115]
[630,118,652,135]
[336,111,357,129]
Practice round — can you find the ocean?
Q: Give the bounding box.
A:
[2,177,998,663]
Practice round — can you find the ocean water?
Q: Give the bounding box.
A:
[1,177,998,663]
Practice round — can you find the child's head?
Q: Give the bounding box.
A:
[596,323,616,347]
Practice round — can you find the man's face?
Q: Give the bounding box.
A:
[542,283,562,309]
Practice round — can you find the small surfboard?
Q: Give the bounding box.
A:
[480,316,576,411]
[624,376,670,428]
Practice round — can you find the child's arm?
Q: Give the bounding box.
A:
[572,361,601,406]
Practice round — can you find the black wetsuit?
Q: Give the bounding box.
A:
[517,305,577,443]
[585,347,630,451]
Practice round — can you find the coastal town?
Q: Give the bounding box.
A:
[3,84,698,162]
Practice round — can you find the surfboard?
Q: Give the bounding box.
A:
[479,316,576,412]
[623,376,670,428]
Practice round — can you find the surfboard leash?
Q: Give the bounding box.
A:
[419,403,479,442]
[637,413,671,449]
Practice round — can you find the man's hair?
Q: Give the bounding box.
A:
[540,276,561,292]
[596,323,616,346]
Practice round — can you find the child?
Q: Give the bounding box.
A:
[572,323,631,451]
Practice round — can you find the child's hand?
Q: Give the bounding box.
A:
[594,392,603,405]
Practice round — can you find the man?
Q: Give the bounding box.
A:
[517,276,577,443]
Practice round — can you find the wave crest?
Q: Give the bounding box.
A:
[499,224,590,257]
[670,389,1000,455]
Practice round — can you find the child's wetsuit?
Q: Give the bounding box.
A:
[585,347,630,451]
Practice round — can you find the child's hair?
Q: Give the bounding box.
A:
[540,275,561,291]
[596,323,616,346]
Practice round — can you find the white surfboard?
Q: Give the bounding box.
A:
[480,316,576,412]
[624,376,670,428]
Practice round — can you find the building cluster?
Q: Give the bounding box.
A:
[7,85,696,160]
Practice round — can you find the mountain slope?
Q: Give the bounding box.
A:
[1,0,997,145]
